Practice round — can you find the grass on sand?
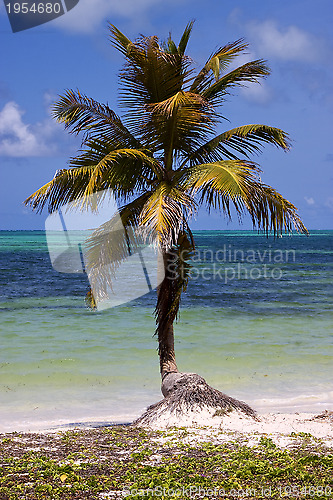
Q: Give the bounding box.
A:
[1,425,332,499]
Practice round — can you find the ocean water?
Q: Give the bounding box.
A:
[0,230,332,432]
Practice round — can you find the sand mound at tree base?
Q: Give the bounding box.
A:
[134,372,258,428]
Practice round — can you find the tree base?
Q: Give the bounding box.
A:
[134,372,258,428]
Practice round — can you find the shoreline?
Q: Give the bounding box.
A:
[2,393,333,435]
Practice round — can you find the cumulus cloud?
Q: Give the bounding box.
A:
[241,81,273,105]
[52,0,160,33]
[247,20,323,62]
[304,197,316,206]
[0,102,45,157]
[0,100,71,157]
[227,49,274,105]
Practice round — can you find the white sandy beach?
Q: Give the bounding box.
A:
[2,410,332,452]
[132,408,333,449]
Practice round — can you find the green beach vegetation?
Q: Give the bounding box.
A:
[1,426,332,499]
[24,22,308,420]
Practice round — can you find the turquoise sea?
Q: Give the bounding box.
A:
[0,230,332,432]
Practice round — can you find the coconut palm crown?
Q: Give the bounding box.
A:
[25,22,307,387]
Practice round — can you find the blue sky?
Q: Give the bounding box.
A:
[0,0,332,230]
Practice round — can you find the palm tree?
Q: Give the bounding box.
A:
[25,22,307,422]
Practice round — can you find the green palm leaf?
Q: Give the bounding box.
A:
[246,184,307,235]
[182,160,307,234]
[201,60,270,105]
[177,20,195,55]
[185,124,290,165]
[146,91,215,164]
[84,198,150,300]
[162,20,195,57]
[113,32,193,144]
[25,167,95,214]
[84,193,152,286]
[140,182,196,248]
[182,160,259,215]
[52,89,142,148]
[108,24,135,56]
[25,148,161,213]
[190,39,249,93]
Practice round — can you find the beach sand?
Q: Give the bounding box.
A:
[3,410,332,448]
[137,409,333,445]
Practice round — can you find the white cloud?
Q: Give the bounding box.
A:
[0,100,68,157]
[247,20,322,62]
[304,196,315,206]
[52,0,159,33]
[0,102,44,157]
[227,50,274,105]
[241,81,273,105]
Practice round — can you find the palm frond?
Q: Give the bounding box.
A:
[52,89,142,148]
[147,90,205,117]
[145,91,215,162]
[182,160,259,217]
[108,24,134,56]
[246,184,308,235]
[24,148,161,213]
[182,160,307,235]
[82,148,160,198]
[184,124,290,165]
[163,34,178,55]
[70,142,162,186]
[84,211,136,303]
[24,167,95,214]
[84,193,151,278]
[140,182,196,249]
[117,36,193,142]
[178,20,195,55]
[190,39,249,93]
[83,192,155,303]
[201,60,270,105]
[119,38,188,104]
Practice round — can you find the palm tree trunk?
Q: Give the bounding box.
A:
[139,250,258,421]
[158,322,178,377]
[156,250,179,379]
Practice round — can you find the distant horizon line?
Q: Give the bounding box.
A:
[0,228,331,232]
